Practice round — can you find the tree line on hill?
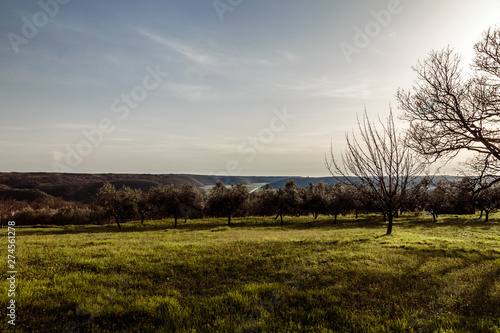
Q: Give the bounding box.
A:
[3,176,500,230]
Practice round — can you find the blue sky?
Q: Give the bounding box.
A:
[1,0,499,176]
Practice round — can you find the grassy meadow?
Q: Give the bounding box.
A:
[1,214,500,332]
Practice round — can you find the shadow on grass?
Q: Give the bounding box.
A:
[14,213,498,237]
[15,216,386,236]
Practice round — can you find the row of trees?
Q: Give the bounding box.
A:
[91,176,499,230]
[94,180,363,230]
[3,176,499,228]
[95,182,203,230]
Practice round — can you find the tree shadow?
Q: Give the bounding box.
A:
[14,214,499,237]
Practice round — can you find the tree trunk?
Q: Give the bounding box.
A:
[228,214,231,226]
[386,213,393,235]
[334,214,338,224]
[355,209,358,219]
[432,212,436,222]
[383,213,387,222]
[113,216,122,231]
[314,212,319,219]
[141,214,145,225]
[479,209,483,219]
[485,210,489,222]
[280,214,283,226]
[174,216,178,228]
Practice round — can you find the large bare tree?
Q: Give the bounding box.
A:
[326,110,425,235]
[397,27,500,190]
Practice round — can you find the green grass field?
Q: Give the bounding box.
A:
[1,214,500,332]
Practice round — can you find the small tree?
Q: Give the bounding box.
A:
[326,110,426,235]
[136,190,152,225]
[423,181,451,222]
[271,180,302,225]
[399,177,430,215]
[475,184,500,222]
[304,182,329,219]
[344,184,371,219]
[96,183,139,230]
[252,184,276,217]
[178,183,203,223]
[205,181,248,226]
[327,183,352,223]
[149,185,181,228]
[448,177,475,215]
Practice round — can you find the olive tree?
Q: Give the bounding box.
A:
[136,190,152,225]
[252,184,276,217]
[423,180,451,222]
[96,183,140,230]
[273,180,302,225]
[304,181,329,219]
[327,183,353,223]
[178,183,203,223]
[205,181,248,226]
[475,183,500,222]
[149,185,181,228]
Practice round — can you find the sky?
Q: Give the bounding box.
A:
[1,0,499,177]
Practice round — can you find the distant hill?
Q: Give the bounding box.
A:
[0,172,459,203]
[264,177,338,189]
[0,173,288,203]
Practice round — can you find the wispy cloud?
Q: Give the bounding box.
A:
[282,51,298,61]
[138,29,219,67]
[138,28,282,73]
[274,78,372,99]
[162,82,212,102]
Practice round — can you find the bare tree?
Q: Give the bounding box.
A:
[397,27,500,190]
[326,110,426,235]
